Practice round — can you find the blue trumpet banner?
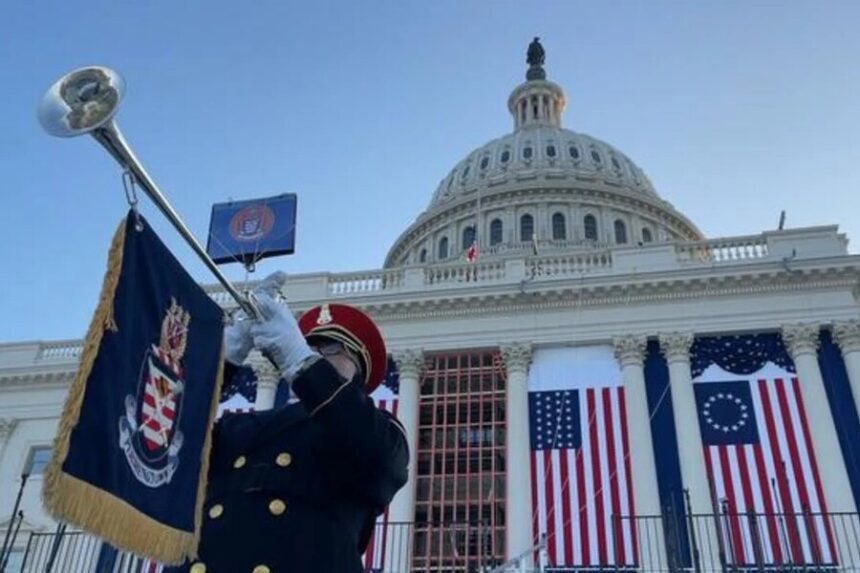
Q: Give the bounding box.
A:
[206,194,297,265]
[43,212,225,565]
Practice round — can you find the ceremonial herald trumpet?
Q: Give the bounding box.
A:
[38,66,260,319]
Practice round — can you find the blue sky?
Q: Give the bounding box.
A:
[1,1,858,342]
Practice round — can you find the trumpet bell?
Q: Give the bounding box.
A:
[38,66,126,137]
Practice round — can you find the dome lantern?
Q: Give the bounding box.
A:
[508,38,566,130]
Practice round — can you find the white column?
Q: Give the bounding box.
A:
[613,335,666,567]
[384,349,424,573]
[501,343,534,566]
[659,332,723,571]
[783,324,860,565]
[782,324,857,512]
[658,332,712,514]
[834,320,860,416]
[249,351,279,411]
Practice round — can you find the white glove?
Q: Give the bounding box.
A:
[222,271,289,366]
[249,292,316,380]
[223,312,253,365]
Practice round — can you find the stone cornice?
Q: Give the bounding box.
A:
[392,349,425,379]
[613,335,647,367]
[782,323,822,357]
[834,320,860,354]
[500,343,533,373]
[0,369,72,389]
[659,332,694,363]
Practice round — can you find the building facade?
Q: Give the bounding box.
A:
[2,51,860,573]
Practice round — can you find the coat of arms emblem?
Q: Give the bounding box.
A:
[229,204,275,242]
[119,299,190,487]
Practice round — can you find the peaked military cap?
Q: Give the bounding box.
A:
[298,303,387,394]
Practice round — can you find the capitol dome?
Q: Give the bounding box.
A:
[385,42,703,268]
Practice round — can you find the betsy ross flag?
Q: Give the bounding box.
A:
[692,335,835,567]
[363,358,401,572]
[528,347,637,569]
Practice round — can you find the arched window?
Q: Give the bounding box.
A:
[419,248,427,263]
[584,214,598,241]
[552,213,566,240]
[462,226,476,250]
[438,237,449,260]
[615,220,628,244]
[490,219,503,246]
[520,214,534,242]
[642,228,653,243]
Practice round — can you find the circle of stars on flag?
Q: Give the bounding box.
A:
[701,392,750,434]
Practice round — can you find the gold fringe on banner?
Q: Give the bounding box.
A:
[42,216,226,565]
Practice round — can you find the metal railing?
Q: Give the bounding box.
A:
[9,511,860,572]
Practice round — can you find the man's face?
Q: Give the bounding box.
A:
[311,339,361,382]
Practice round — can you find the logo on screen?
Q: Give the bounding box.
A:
[229,205,275,241]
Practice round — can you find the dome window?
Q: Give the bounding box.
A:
[462,164,471,180]
[462,226,476,250]
[490,219,503,246]
[523,146,533,160]
[569,145,580,159]
[520,214,534,242]
[419,248,428,263]
[480,156,490,170]
[584,215,598,241]
[438,237,449,260]
[615,220,628,244]
[611,156,621,170]
[591,150,602,164]
[642,228,653,243]
[552,212,566,240]
[546,145,557,158]
[500,150,511,164]
[447,175,454,192]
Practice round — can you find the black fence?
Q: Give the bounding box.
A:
[6,512,860,572]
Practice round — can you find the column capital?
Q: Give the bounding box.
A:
[0,417,18,440]
[247,350,280,387]
[613,335,648,367]
[781,323,821,358]
[834,320,860,354]
[500,343,533,374]
[659,332,694,364]
[392,349,425,379]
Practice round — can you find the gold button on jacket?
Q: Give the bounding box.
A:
[233,455,247,469]
[275,452,292,467]
[268,498,287,516]
[189,563,206,573]
[208,504,223,519]
[252,566,271,573]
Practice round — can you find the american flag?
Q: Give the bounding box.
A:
[466,241,479,263]
[694,362,836,566]
[528,348,637,569]
[363,357,400,572]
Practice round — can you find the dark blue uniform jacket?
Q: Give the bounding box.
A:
[176,358,409,573]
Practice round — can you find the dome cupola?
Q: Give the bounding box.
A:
[384,39,703,268]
